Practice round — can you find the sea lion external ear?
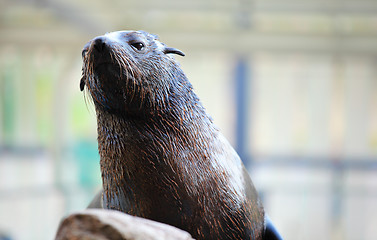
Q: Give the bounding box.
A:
[80,76,85,91]
[163,47,185,57]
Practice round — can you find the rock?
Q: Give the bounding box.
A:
[55,209,194,240]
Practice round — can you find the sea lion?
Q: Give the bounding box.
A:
[81,30,282,240]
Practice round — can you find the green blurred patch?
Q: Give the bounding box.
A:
[35,70,54,143]
[1,61,17,144]
[72,139,101,188]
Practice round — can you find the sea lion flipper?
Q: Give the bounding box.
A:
[264,215,283,240]
[87,190,104,209]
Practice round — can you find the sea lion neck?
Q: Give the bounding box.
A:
[94,82,210,156]
[96,89,213,217]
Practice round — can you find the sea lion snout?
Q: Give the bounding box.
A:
[92,36,108,53]
[85,36,114,69]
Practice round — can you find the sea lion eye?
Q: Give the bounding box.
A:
[130,42,144,51]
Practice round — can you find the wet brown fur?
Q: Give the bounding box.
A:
[81,31,265,240]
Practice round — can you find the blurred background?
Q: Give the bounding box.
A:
[1,0,377,239]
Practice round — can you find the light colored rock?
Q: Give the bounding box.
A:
[55,209,194,240]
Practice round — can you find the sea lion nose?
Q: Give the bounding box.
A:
[92,36,107,52]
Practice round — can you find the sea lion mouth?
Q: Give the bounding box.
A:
[89,50,116,74]
[94,62,121,77]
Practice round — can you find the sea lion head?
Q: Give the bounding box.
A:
[80,30,185,116]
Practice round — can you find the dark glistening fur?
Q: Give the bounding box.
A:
[81,30,283,240]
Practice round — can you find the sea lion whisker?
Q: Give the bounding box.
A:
[84,56,108,109]
[85,76,101,106]
[114,52,139,104]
